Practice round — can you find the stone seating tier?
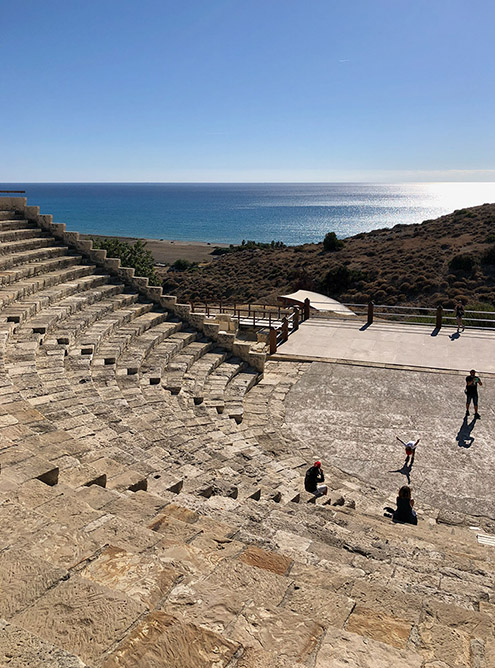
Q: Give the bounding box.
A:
[0,202,493,667]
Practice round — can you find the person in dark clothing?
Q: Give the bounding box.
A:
[455,300,465,333]
[465,369,482,419]
[392,485,417,525]
[304,461,328,497]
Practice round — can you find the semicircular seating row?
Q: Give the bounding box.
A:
[0,207,494,668]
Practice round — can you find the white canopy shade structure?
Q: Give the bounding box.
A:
[279,290,355,315]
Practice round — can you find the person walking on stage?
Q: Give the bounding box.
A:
[465,369,482,419]
[455,300,465,333]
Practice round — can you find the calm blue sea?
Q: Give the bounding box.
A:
[1,182,494,246]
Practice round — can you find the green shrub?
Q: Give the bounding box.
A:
[323,232,344,252]
[91,238,159,285]
[481,244,495,265]
[323,264,366,294]
[171,258,196,272]
[449,254,477,273]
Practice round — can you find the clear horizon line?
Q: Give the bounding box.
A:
[2,180,495,185]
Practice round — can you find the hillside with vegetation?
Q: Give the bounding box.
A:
[160,203,495,309]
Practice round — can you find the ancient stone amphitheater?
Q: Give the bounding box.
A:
[0,197,494,667]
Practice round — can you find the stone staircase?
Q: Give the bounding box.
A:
[0,199,494,667]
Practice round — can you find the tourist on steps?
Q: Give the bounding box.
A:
[455,300,465,333]
[393,485,418,525]
[396,436,420,466]
[304,461,328,497]
[465,369,482,419]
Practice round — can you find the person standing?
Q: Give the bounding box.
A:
[455,300,465,332]
[465,369,482,419]
[304,461,328,497]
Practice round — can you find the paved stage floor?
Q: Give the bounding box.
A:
[285,362,495,520]
[277,318,495,374]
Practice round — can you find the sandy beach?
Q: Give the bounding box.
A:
[81,234,231,265]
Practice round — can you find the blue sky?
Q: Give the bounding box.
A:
[2,0,494,182]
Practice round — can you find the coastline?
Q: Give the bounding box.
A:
[81,233,231,265]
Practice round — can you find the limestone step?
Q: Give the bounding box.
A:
[0,235,54,256]
[0,210,25,221]
[0,227,43,243]
[117,320,184,375]
[163,339,213,393]
[46,291,140,346]
[0,445,59,486]
[0,252,81,288]
[0,243,68,272]
[92,309,169,365]
[181,349,228,399]
[201,356,246,413]
[2,274,111,329]
[22,281,124,335]
[0,264,97,322]
[68,301,154,358]
[222,367,260,423]
[0,219,38,231]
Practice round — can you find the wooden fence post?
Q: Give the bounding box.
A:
[367,301,374,325]
[436,305,443,330]
[282,317,289,342]
[304,298,310,321]
[269,328,277,354]
[293,308,299,331]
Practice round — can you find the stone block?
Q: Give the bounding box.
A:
[410,619,477,667]
[102,611,239,668]
[0,619,87,667]
[61,464,107,488]
[282,581,354,629]
[84,515,161,553]
[38,492,104,529]
[147,515,201,543]
[0,548,66,619]
[238,545,292,575]
[82,545,180,608]
[0,197,26,212]
[345,604,413,649]
[230,602,324,664]
[153,503,199,524]
[165,558,290,633]
[107,470,147,493]
[350,579,423,624]
[17,520,101,570]
[3,454,59,486]
[0,500,49,549]
[315,627,423,668]
[2,477,65,509]
[13,575,146,666]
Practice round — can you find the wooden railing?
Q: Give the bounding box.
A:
[343,302,495,330]
[189,300,307,353]
[190,301,293,324]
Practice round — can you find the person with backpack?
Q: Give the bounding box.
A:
[304,461,328,497]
